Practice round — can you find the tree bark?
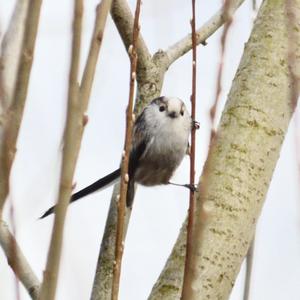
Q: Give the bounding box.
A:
[149,0,300,299]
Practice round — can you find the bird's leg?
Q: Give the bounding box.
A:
[168,182,197,192]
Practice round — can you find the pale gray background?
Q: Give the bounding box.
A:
[0,1,300,299]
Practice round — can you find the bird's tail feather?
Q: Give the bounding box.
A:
[40,168,121,219]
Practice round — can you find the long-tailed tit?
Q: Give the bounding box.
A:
[40,96,192,219]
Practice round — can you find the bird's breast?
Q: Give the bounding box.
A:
[135,131,188,186]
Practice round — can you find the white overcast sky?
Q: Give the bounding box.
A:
[1,1,300,299]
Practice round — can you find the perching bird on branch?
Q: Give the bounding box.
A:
[40,96,193,219]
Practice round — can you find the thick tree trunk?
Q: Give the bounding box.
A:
[149,0,300,299]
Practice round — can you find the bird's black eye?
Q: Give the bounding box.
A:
[180,110,184,116]
[159,106,165,112]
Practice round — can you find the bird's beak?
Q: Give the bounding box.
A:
[168,111,178,118]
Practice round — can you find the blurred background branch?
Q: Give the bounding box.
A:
[0,0,42,298]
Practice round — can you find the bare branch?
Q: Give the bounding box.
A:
[181,0,197,298]
[0,0,29,108]
[0,0,43,213]
[91,184,133,300]
[110,0,151,70]
[0,2,42,298]
[80,0,112,103]
[38,1,83,299]
[112,1,141,299]
[164,0,245,68]
[39,0,113,298]
[0,220,40,299]
[209,0,234,139]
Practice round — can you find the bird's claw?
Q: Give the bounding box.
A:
[192,120,200,130]
[184,183,197,192]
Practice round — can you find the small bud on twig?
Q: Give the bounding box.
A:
[128,45,133,55]
[116,194,120,202]
[124,174,129,183]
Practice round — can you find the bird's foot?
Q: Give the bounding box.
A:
[192,120,200,130]
[168,182,197,192]
[183,183,197,192]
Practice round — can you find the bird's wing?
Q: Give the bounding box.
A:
[128,109,150,178]
[126,109,150,207]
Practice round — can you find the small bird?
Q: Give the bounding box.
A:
[40,96,192,219]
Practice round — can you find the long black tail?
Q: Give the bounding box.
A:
[40,168,121,219]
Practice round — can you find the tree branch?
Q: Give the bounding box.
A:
[110,0,151,71]
[38,1,84,299]
[164,0,245,68]
[0,0,29,109]
[39,0,113,298]
[209,0,234,139]
[80,0,112,103]
[181,0,197,298]
[0,1,42,297]
[0,221,40,299]
[148,220,187,300]
[111,1,141,299]
[91,184,133,300]
[0,0,43,213]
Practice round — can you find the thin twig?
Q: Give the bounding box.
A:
[183,6,235,296]
[0,220,40,299]
[181,1,197,299]
[80,0,113,103]
[0,0,43,213]
[164,0,245,68]
[0,0,29,108]
[0,1,42,298]
[38,1,83,299]
[111,1,141,300]
[39,0,111,298]
[90,183,134,300]
[9,201,21,300]
[209,0,234,140]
